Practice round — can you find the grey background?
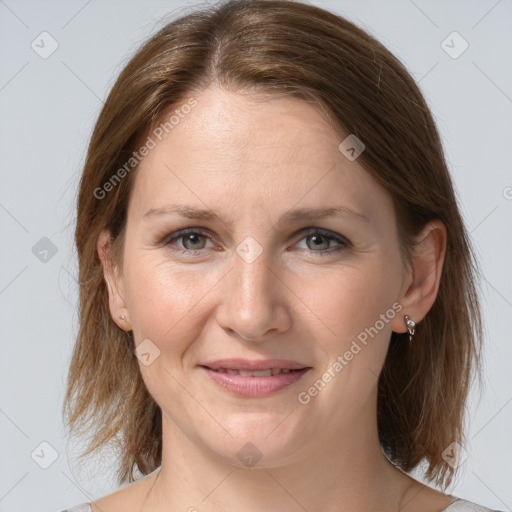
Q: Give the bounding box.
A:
[0,0,511,511]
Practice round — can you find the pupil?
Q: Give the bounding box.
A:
[310,234,327,250]
[186,234,202,248]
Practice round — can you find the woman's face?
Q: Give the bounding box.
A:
[103,86,411,467]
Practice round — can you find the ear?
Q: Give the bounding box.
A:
[97,228,132,332]
[391,219,447,334]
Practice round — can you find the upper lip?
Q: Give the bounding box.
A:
[201,358,311,371]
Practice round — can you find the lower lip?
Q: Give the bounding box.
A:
[200,367,311,397]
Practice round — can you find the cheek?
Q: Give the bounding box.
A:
[124,260,215,404]
[300,261,401,412]
[124,257,219,351]
[301,260,398,347]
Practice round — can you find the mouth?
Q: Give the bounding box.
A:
[201,358,310,371]
[204,367,300,377]
[198,359,312,397]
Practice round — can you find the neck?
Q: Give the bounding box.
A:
[141,392,413,512]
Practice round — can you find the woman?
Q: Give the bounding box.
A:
[60,0,503,511]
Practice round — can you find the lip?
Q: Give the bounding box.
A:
[199,359,312,397]
[201,358,309,371]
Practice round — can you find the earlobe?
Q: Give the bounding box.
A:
[97,229,131,331]
[392,219,447,333]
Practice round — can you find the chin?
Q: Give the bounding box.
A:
[198,412,313,469]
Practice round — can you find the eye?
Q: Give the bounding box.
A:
[295,228,350,255]
[162,227,350,256]
[164,228,213,254]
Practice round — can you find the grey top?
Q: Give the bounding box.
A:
[60,497,505,511]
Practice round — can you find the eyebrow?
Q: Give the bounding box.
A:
[143,203,370,226]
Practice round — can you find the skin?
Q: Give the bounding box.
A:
[96,85,451,512]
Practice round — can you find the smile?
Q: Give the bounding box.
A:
[199,362,312,397]
[209,368,294,377]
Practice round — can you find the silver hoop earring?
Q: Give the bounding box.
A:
[404,315,416,342]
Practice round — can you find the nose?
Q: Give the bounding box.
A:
[215,246,292,343]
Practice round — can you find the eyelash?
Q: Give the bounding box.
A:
[161,227,350,257]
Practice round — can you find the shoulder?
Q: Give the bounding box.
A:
[59,505,92,512]
[444,497,505,512]
[59,469,158,512]
[87,468,159,512]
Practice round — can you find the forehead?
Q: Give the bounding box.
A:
[128,86,392,227]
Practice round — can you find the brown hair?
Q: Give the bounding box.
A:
[63,0,484,489]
